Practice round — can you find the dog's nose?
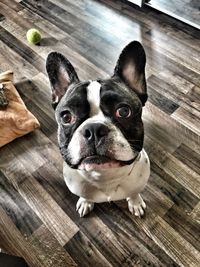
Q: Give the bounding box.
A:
[82,123,109,144]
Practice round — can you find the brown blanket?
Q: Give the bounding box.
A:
[0,70,40,147]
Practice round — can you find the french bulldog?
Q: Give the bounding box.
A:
[46,41,150,217]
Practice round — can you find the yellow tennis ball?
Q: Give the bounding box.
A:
[26,29,41,45]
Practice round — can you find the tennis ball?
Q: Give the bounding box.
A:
[26,28,41,45]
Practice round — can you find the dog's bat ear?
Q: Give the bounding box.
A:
[46,52,79,109]
[114,41,147,106]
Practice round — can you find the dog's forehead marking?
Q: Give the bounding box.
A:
[87,81,102,117]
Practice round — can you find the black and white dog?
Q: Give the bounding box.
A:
[46,41,150,217]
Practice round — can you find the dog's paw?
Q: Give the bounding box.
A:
[127,194,146,217]
[76,197,94,217]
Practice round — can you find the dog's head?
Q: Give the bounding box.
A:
[46,41,147,171]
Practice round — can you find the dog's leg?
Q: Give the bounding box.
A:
[76,197,94,217]
[127,194,146,217]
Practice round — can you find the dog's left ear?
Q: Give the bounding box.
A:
[46,52,79,109]
[114,41,147,106]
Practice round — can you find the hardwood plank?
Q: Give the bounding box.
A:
[96,202,179,267]
[121,1,200,47]
[148,84,179,115]
[0,13,59,57]
[159,69,195,94]
[28,225,78,267]
[0,206,43,266]
[173,144,200,174]
[190,201,200,222]
[149,0,200,27]
[20,0,77,35]
[0,1,32,30]
[145,30,200,75]
[0,26,45,73]
[0,132,48,175]
[0,40,39,82]
[0,129,61,172]
[64,231,112,267]
[147,75,200,111]
[0,14,108,81]
[18,9,67,40]
[12,173,78,246]
[62,34,114,76]
[172,106,200,136]
[164,205,200,251]
[115,201,200,267]
[1,0,24,12]
[78,1,200,77]
[150,216,200,267]
[150,161,199,213]
[143,104,183,154]
[0,170,42,237]
[144,102,200,154]
[187,86,200,111]
[148,139,200,198]
[144,178,174,217]
[0,148,78,247]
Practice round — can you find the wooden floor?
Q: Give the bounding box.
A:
[149,0,200,28]
[0,0,200,266]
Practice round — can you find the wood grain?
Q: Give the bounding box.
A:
[28,225,78,267]
[0,206,43,266]
[0,0,200,266]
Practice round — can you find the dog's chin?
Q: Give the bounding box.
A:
[76,155,136,171]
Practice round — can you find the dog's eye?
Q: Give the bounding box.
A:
[61,111,74,124]
[116,106,131,118]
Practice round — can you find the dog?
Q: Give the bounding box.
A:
[46,41,150,217]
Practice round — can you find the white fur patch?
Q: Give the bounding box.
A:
[63,149,150,203]
[87,81,103,117]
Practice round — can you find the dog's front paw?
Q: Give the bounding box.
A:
[76,197,94,217]
[127,194,146,217]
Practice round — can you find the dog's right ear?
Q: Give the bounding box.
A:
[46,52,79,109]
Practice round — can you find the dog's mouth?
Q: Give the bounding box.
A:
[78,155,137,171]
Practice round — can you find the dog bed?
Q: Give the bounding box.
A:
[0,70,40,147]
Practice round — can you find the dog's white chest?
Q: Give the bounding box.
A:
[63,149,150,202]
